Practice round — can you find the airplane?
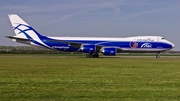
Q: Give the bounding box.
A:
[6,14,175,58]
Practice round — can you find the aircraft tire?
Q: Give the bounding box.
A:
[93,53,99,58]
[86,54,91,58]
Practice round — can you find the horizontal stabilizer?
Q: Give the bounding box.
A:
[6,36,31,41]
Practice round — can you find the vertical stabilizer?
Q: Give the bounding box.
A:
[8,14,42,39]
[8,14,29,27]
[8,14,29,38]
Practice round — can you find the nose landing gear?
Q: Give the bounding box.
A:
[156,52,160,58]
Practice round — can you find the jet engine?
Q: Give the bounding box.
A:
[80,45,96,53]
[101,47,117,55]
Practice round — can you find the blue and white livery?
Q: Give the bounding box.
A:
[7,14,175,58]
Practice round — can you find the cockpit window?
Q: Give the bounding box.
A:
[161,38,165,40]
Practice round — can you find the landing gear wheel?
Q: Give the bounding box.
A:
[86,53,99,58]
[93,54,96,58]
[86,54,92,58]
[93,53,99,58]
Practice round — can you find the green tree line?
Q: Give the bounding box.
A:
[0,46,79,54]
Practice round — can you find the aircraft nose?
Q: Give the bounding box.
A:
[171,43,175,48]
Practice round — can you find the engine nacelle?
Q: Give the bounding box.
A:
[101,48,117,55]
[80,45,96,53]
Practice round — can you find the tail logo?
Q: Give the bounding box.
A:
[13,23,41,39]
[13,24,33,39]
[13,23,51,49]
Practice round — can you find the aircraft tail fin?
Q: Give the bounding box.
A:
[8,14,42,39]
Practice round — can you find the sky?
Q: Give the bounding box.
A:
[0,0,180,50]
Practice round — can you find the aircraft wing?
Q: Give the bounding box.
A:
[67,42,123,52]
[46,39,81,48]
[47,39,122,52]
[68,42,82,48]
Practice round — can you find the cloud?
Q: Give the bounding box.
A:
[35,0,125,25]
[102,0,122,17]
[130,5,179,17]
[0,0,125,23]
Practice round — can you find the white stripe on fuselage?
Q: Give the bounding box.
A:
[48,36,171,45]
[48,36,161,41]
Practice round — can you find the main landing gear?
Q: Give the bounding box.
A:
[86,53,99,58]
[156,52,160,58]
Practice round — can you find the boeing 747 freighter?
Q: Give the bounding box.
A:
[6,14,175,58]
